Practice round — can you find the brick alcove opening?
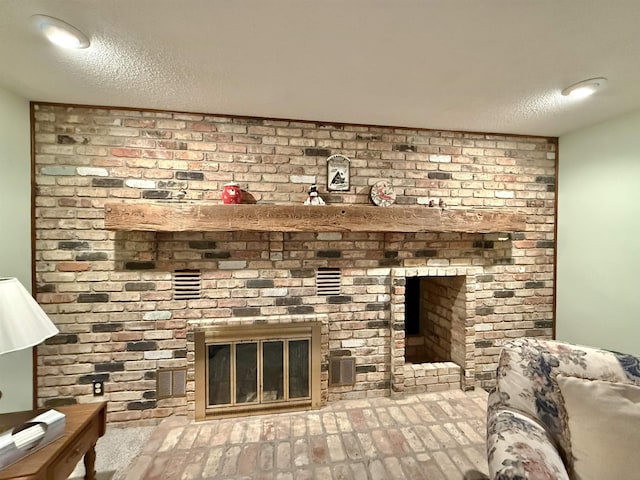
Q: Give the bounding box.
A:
[391,267,478,394]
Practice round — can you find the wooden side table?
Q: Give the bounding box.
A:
[0,402,107,480]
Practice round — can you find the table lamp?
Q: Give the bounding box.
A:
[0,277,59,356]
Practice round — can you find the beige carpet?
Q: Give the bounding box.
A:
[68,424,155,480]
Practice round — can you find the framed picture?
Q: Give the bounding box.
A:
[326,154,350,191]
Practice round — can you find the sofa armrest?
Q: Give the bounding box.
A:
[487,408,569,480]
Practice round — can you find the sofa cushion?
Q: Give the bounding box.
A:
[557,375,640,480]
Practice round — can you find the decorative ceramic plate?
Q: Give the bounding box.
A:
[370,180,396,207]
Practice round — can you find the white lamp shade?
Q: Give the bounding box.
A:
[0,277,59,355]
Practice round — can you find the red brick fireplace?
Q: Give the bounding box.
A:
[32,103,556,424]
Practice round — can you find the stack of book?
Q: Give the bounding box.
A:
[0,409,66,471]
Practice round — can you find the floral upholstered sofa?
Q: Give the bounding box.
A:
[486,337,640,480]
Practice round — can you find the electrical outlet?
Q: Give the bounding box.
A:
[92,380,104,396]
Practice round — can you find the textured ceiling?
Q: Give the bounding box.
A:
[1,0,639,137]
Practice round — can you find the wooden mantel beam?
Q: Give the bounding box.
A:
[104,202,526,234]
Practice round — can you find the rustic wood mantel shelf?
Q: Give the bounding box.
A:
[104,202,526,234]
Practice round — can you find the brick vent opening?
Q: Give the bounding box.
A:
[174,269,202,300]
[157,368,187,399]
[316,268,341,296]
[329,357,356,386]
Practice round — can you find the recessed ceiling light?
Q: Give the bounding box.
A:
[31,14,90,49]
[561,77,607,99]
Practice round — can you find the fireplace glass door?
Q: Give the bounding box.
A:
[206,338,310,410]
[236,342,258,404]
[196,322,321,419]
[289,340,310,399]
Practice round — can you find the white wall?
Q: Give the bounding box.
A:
[557,109,640,355]
[0,87,33,412]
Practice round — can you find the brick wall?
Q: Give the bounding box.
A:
[33,103,557,424]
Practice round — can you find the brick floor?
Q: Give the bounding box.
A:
[122,389,489,480]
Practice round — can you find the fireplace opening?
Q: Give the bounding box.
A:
[404,275,466,365]
[207,339,309,405]
[404,276,421,338]
[195,322,321,419]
